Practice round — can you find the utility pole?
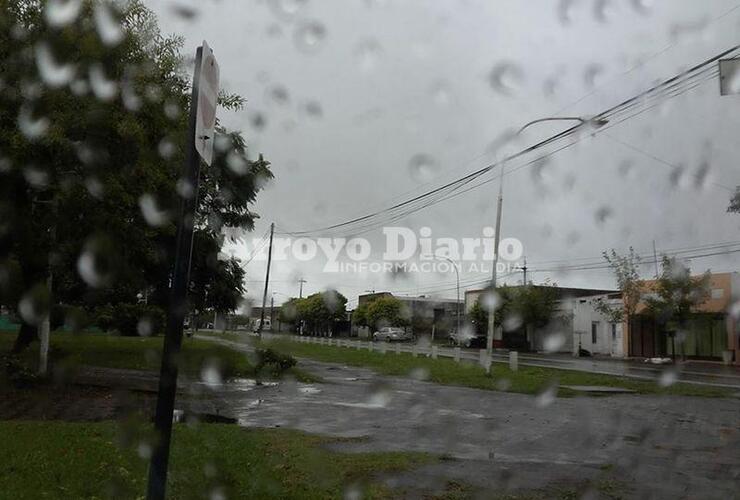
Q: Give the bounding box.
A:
[652,240,659,279]
[258,222,275,339]
[486,162,505,357]
[483,115,607,358]
[441,257,460,335]
[298,278,307,298]
[518,257,528,285]
[270,293,275,332]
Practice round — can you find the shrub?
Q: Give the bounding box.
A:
[255,348,296,377]
[96,304,166,336]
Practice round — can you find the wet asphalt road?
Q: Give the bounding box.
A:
[194,336,740,499]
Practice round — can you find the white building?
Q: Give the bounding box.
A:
[570,294,625,357]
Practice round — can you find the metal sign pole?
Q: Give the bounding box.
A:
[146,45,204,500]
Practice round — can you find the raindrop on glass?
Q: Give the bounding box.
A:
[170,3,198,20]
[543,332,566,353]
[583,63,604,89]
[658,368,678,387]
[557,0,578,25]
[17,106,49,139]
[266,84,289,106]
[89,64,118,101]
[354,38,382,73]
[488,62,524,95]
[23,166,49,189]
[593,0,615,23]
[631,0,652,15]
[293,21,327,54]
[535,383,558,407]
[268,0,307,20]
[481,290,502,313]
[503,314,523,332]
[70,79,88,95]
[302,100,323,119]
[430,80,452,107]
[201,361,223,387]
[139,194,169,227]
[18,286,50,326]
[137,440,152,459]
[250,111,267,130]
[594,206,613,225]
[85,177,104,199]
[407,154,439,183]
[226,152,249,175]
[94,2,124,46]
[45,0,82,28]
[410,367,430,381]
[176,178,195,199]
[137,317,153,337]
[77,239,115,288]
[35,43,75,88]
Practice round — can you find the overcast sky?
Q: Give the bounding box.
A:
[149,0,740,307]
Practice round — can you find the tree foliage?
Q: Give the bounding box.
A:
[597,247,642,325]
[471,284,558,335]
[277,291,347,335]
[365,296,409,330]
[0,0,271,351]
[644,256,711,330]
[728,186,740,213]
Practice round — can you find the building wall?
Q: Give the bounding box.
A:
[630,272,737,360]
[572,297,625,357]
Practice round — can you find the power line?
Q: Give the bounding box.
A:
[277,45,740,238]
[551,2,740,116]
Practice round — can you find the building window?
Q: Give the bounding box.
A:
[591,321,599,344]
[611,323,617,341]
[711,288,724,299]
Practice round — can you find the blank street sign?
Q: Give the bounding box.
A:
[718,58,740,96]
[195,40,220,165]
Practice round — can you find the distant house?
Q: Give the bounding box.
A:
[464,286,616,352]
[357,292,461,338]
[627,272,738,362]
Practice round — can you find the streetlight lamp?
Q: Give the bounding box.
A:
[486,115,609,357]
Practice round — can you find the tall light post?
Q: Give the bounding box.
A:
[486,116,608,357]
[440,256,461,335]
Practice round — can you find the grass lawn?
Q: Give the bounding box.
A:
[259,339,733,398]
[0,420,434,499]
[0,330,251,380]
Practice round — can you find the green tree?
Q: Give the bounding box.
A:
[279,291,347,335]
[0,1,271,351]
[365,296,409,330]
[352,302,369,327]
[512,284,559,333]
[467,301,488,335]
[595,247,642,329]
[644,256,711,357]
[728,186,740,213]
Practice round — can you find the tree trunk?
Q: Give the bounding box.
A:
[11,322,38,354]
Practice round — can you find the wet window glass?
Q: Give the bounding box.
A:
[2,1,740,499]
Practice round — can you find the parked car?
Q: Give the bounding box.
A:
[448,329,486,348]
[252,318,271,332]
[372,327,414,342]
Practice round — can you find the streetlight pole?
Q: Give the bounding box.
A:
[441,257,460,335]
[486,115,608,357]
